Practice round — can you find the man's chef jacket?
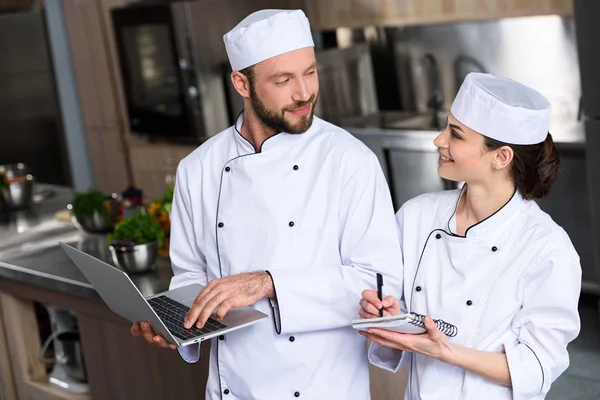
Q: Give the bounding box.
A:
[169,113,404,399]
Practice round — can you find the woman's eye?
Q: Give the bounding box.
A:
[451,129,461,139]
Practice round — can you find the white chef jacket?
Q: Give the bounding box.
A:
[369,186,582,400]
[168,112,403,400]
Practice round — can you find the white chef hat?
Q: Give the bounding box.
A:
[223,9,314,72]
[450,73,551,145]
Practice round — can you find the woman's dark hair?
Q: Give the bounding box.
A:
[484,133,561,200]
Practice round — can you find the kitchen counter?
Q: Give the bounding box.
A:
[0,183,210,400]
[0,235,174,300]
[0,184,173,300]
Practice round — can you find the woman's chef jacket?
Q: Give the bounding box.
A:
[369,187,581,400]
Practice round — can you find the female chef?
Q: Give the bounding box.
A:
[359,72,582,399]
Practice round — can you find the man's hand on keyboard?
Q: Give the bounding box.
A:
[184,272,274,329]
[131,321,176,350]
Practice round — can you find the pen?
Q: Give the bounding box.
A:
[376,273,383,317]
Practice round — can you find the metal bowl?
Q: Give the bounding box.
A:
[68,194,119,234]
[0,163,34,211]
[109,240,158,274]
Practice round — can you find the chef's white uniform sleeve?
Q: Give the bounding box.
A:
[169,162,208,364]
[367,206,408,372]
[504,243,581,399]
[267,152,403,335]
[367,298,409,373]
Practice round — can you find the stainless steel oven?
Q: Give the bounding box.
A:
[111,2,229,143]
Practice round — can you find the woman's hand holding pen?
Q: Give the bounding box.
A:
[359,290,401,319]
[358,291,452,362]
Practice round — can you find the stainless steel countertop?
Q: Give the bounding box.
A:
[0,184,173,300]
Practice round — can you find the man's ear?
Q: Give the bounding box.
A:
[231,71,251,98]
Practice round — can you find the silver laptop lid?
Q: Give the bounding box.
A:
[59,242,176,343]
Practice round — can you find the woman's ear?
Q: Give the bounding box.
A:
[494,145,514,171]
[231,71,251,98]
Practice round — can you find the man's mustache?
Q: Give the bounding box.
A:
[284,95,317,112]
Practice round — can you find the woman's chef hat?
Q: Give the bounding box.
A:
[223,9,314,72]
[450,73,551,145]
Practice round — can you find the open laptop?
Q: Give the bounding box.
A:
[60,242,268,347]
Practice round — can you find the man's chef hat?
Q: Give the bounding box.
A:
[223,9,314,72]
[450,73,551,145]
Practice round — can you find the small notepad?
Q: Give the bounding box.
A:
[351,312,458,337]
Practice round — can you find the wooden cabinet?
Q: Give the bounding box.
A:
[128,137,195,200]
[0,278,211,400]
[305,0,574,30]
[61,0,132,195]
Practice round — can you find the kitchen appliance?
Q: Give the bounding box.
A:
[573,0,600,307]
[39,305,90,394]
[110,1,230,142]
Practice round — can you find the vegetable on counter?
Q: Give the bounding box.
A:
[148,184,173,256]
[148,184,174,223]
[108,211,164,248]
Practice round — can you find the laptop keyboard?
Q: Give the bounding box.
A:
[147,295,227,341]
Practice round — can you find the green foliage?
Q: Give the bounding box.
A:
[72,190,109,219]
[108,211,164,247]
[152,184,174,214]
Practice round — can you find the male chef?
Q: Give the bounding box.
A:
[131,9,403,399]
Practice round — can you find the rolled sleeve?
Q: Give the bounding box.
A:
[368,342,408,373]
[506,244,581,398]
[177,343,202,364]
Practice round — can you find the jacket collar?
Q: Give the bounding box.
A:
[447,184,530,238]
[233,111,311,155]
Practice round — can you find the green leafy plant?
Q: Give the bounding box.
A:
[71,190,109,219]
[108,211,164,247]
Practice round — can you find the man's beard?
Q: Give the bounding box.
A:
[250,89,318,135]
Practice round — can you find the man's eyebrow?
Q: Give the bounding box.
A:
[269,62,318,79]
[304,61,318,72]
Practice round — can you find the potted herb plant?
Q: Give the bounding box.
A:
[68,189,118,233]
[107,211,164,274]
